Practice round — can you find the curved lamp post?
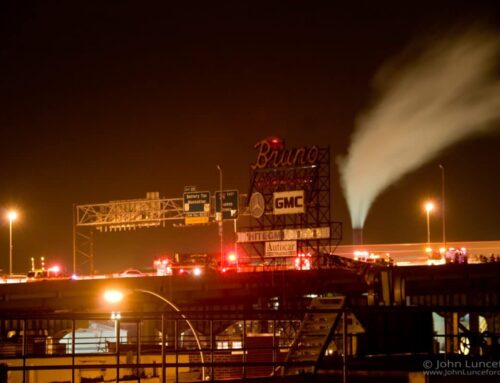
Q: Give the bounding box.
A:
[103,288,206,382]
[7,211,17,275]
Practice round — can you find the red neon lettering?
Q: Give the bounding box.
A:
[251,140,319,169]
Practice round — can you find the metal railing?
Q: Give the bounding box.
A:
[1,307,500,382]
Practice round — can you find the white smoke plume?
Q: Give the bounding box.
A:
[339,27,500,229]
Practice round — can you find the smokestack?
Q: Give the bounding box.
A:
[353,228,363,246]
[339,27,500,230]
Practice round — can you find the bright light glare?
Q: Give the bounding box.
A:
[48,265,60,273]
[425,202,434,213]
[104,290,124,304]
[353,250,369,257]
[193,267,202,277]
[7,211,17,221]
[227,253,237,263]
[353,250,368,261]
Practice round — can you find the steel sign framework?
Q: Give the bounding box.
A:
[73,193,250,275]
[73,194,185,274]
[76,197,184,230]
[242,143,342,266]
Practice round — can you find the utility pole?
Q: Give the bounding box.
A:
[439,164,446,250]
[217,165,224,268]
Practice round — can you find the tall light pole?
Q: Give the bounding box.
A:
[439,164,446,250]
[110,311,121,381]
[7,211,17,275]
[217,164,224,268]
[425,202,434,248]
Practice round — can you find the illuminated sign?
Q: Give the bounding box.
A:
[215,190,239,220]
[251,140,319,169]
[183,191,210,225]
[273,190,305,215]
[237,227,330,243]
[265,241,297,258]
[249,192,265,218]
[237,230,282,243]
[283,227,330,240]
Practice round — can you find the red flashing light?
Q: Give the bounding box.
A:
[265,136,284,150]
[294,252,312,271]
[154,256,172,276]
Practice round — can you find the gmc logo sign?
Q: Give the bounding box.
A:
[275,196,303,209]
[273,191,305,215]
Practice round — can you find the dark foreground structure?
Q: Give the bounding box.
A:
[1,261,500,382]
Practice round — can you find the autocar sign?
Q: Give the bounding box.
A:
[265,241,297,258]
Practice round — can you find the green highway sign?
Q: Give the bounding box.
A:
[183,191,210,224]
[215,190,239,220]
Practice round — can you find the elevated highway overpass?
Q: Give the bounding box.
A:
[1,259,500,382]
[1,260,500,314]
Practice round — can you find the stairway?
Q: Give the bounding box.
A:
[283,296,345,375]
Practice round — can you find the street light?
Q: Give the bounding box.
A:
[424,202,434,248]
[217,164,224,268]
[110,311,122,380]
[103,288,206,382]
[7,211,17,275]
[439,164,446,250]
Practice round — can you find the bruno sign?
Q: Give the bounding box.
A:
[251,140,319,169]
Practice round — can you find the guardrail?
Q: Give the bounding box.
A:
[1,306,500,382]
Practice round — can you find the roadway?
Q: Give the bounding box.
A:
[329,240,500,265]
[1,260,500,314]
[0,268,368,314]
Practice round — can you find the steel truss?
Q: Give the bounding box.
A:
[73,193,250,275]
[242,146,342,266]
[76,196,183,230]
[73,195,183,275]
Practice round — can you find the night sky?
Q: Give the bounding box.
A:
[1,1,499,274]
